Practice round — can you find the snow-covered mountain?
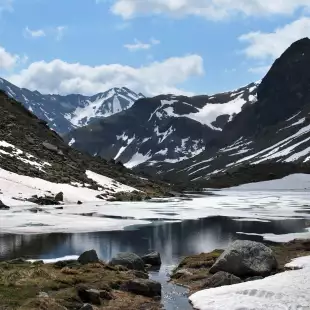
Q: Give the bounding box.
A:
[65,82,258,167]
[0,78,144,134]
[140,38,310,187]
[0,89,171,205]
[66,37,310,189]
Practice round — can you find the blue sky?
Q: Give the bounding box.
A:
[0,0,310,96]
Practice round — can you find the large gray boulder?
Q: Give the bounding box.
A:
[202,271,242,289]
[121,279,161,297]
[141,252,161,267]
[209,240,278,277]
[78,250,99,265]
[110,252,145,271]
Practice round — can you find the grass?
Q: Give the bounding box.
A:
[0,261,162,310]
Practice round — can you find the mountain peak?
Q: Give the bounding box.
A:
[0,78,144,134]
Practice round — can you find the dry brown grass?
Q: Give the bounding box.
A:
[0,261,161,310]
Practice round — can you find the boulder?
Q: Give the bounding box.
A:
[110,252,145,271]
[121,279,162,297]
[173,269,193,279]
[210,240,278,277]
[54,260,80,269]
[77,286,101,305]
[78,250,99,265]
[55,192,64,202]
[141,252,161,267]
[202,271,242,289]
[0,200,10,210]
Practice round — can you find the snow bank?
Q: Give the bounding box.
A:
[85,170,137,192]
[28,255,79,263]
[0,167,136,206]
[227,173,310,191]
[237,229,310,243]
[190,255,310,310]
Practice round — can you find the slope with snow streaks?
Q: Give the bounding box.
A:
[0,78,144,134]
[68,82,259,168]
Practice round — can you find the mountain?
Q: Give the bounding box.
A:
[0,78,144,134]
[141,37,310,187]
[0,89,172,205]
[65,82,258,167]
[66,37,310,189]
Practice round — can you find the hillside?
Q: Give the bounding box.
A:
[65,82,258,166]
[0,89,171,205]
[0,78,144,134]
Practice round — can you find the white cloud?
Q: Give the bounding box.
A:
[239,17,310,60]
[55,26,66,41]
[24,26,46,38]
[124,37,160,51]
[0,46,19,70]
[23,25,67,41]
[108,0,310,20]
[6,55,204,96]
[248,65,271,75]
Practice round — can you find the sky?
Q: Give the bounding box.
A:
[0,0,310,97]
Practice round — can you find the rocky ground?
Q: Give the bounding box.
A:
[0,90,173,201]
[0,250,163,310]
[170,239,310,294]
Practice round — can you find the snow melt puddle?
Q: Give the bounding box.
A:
[2,189,310,238]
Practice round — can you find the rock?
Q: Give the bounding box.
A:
[79,305,94,310]
[43,142,58,152]
[141,252,161,267]
[33,260,44,266]
[8,258,29,264]
[173,269,193,279]
[77,285,101,305]
[78,250,99,265]
[121,279,162,297]
[210,240,278,277]
[202,271,242,289]
[55,192,64,202]
[38,292,49,298]
[110,252,145,271]
[55,206,64,210]
[54,260,79,269]
[27,195,61,206]
[99,290,113,300]
[77,200,83,205]
[0,200,10,210]
[29,207,44,213]
[129,270,149,279]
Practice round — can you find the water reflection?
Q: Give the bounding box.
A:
[0,216,307,263]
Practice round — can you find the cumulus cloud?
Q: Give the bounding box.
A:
[24,26,46,38]
[0,46,19,70]
[6,55,204,96]
[239,17,310,60]
[106,0,310,20]
[124,38,160,51]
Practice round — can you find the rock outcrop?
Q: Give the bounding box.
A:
[209,240,278,277]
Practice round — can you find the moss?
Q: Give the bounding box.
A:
[0,261,161,310]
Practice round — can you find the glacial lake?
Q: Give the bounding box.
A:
[1,212,310,309]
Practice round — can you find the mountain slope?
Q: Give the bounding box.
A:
[66,82,258,167]
[0,78,144,134]
[0,89,171,204]
[145,37,310,186]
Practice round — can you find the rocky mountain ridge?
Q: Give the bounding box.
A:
[143,37,310,187]
[0,89,171,204]
[0,78,144,134]
[65,81,259,167]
